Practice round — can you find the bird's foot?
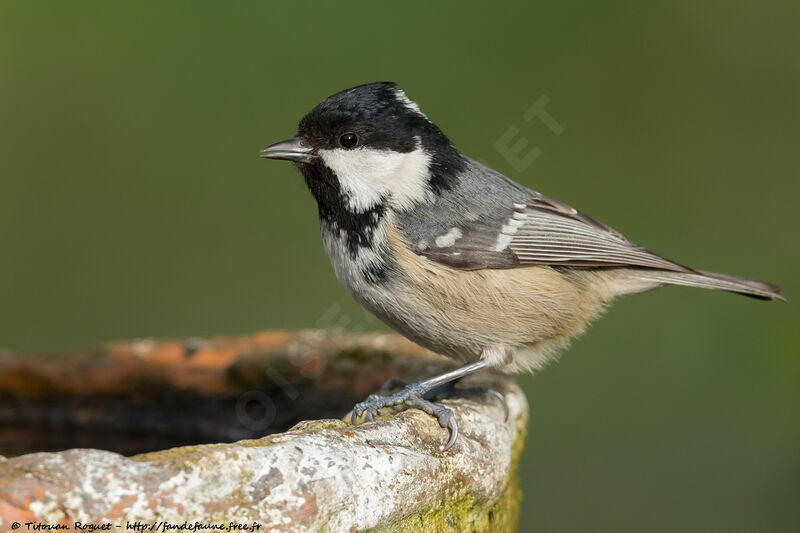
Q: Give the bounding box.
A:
[378,379,508,421]
[351,378,508,451]
[351,382,459,450]
[430,383,509,422]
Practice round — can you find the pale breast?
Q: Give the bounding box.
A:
[321,218,612,372]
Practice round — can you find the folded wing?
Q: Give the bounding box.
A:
[414,188,691,273]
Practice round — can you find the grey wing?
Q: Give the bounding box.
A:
[396,158,786,301]
[501,193,690,271]
[402,164,691,273]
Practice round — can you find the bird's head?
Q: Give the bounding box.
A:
[261,82,464,215]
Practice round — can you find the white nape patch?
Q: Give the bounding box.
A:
[435,227,462,248]
[318,140,432,212]
[495,211,528,251]
[394,89,428,119]
[417,239,429,251]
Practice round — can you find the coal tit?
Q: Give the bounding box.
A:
[261,82,784,450]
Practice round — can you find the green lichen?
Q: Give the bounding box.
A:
[130,441,229,463]
[127,384,527,533]
[287,418,349,432]
[375,411,527,533]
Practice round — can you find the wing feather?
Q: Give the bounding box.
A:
[508,193,689,272]
[505,202,688,271]
[398,157,690,273]
[412,188,691,273]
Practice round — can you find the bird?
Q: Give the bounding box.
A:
[260,81,785,451]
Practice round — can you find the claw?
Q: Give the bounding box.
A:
[440,414,459,451]
[487,389,509,421]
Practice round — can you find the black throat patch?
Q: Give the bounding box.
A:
[297,161,386,258]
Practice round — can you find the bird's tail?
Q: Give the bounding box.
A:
[625,268,786,301]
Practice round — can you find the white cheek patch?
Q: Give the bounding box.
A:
[318,143,433,212]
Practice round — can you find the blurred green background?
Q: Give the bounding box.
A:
[1,1,798,531]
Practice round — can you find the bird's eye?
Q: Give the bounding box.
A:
[339,133,358,149]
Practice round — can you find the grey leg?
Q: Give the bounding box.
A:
[351,360,502,450]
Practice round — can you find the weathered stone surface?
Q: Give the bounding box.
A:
[0,331,527,532]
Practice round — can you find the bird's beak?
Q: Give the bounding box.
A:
[259,137,315,163]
